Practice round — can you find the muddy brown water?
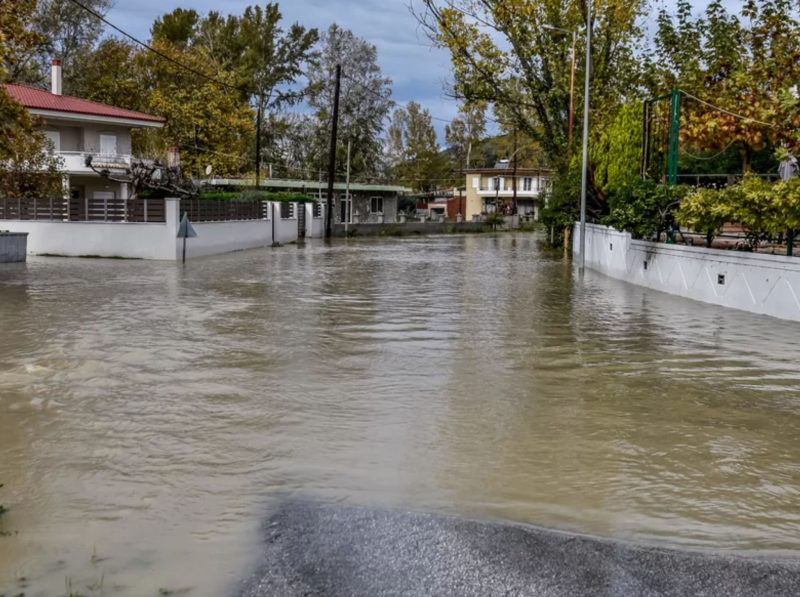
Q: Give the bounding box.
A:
[1,233,799,596]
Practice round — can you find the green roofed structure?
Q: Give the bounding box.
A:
[206,178,410,225]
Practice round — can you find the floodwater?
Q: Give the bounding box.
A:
[1,233,799,596]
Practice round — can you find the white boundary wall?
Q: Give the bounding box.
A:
[305,203,325,239]
[575,222,800,322]
[1,199,300,260]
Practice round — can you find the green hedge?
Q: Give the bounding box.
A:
[198,190,315,203]
[676,175,800,249]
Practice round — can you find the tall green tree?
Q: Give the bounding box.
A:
[416,0,645,173]
[152,4,318,172]
[134,40,254,177]
[0,2,63,197]
[6,0,112,93]
[69,38,141,109]
[305,24,393,179]
[388,102,447,193]
[445,102,486,172]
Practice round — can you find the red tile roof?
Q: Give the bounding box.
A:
[3,83,165,124]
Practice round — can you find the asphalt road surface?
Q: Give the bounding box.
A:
[239,500,800,597]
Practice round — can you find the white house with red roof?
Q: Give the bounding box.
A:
[4,60,165,203]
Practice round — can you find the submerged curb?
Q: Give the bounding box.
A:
[239,500,800,596]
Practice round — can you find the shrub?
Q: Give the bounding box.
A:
[602,180,690,240]
[677,176,800,251]
[724,175,779,249]
[198,190,315,203]
[676,187,732,247]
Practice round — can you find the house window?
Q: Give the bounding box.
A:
[523,177,532,191]
[99,133,117,156]
[492,177,500,191]
[370,197,383,214]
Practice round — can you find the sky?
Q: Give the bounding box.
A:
[105,0,738,142]
[106,0,458,138]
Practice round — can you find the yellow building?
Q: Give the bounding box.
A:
[463,161,552,221]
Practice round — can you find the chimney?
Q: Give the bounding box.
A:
[51,59,62,95]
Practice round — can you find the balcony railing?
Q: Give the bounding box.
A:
[59,151,132,173]
[477,187,542,196]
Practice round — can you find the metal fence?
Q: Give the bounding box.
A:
[0,197,303,224]
[0,196,166,223]
[179,199,269,222]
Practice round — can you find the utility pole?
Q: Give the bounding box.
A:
[345,139,351,236]
[325,64,341,239]
[578,1,593,275]
[255,94,263,189]
[511,128,518,215]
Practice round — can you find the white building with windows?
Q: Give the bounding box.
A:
[463,161,552,220]
[4,59,165,204]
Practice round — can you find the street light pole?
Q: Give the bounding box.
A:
[578,4,592,276]
[568,32,577,153]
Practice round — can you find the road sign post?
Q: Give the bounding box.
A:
[177,212,197,264]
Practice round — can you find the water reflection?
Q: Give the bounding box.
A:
[1,233,799,596]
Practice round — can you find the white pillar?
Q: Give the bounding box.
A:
[164,197,181,260]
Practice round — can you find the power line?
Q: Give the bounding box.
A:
[680,89,777,129]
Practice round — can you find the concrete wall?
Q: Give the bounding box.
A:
[0,232,28,262]
[305,203,325,239]
[0,203,180,259]
[576,223,800,322]
[0,199,300,260]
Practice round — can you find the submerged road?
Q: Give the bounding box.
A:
[239,500,800,597]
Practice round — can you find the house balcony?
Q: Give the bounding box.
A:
[476,188,542,197]
[59,151,132,175]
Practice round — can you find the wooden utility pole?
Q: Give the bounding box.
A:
[325,64,342,239]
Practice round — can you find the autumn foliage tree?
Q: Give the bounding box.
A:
[654,0,800,172]
[0,1,62,198]
[416,0,644,174]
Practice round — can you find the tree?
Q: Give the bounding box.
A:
[0,1,63,198]
[134,40,254,177]
[6,0,112,93]
[445,102,486,171]
[388,102,446,193]
[653,0,800,172]
[416,0,645,173]
[592,102,643,199]
[153,4,318,172]
[306,24,393,179]
[86,155,197,199]
[68,38,141,109]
